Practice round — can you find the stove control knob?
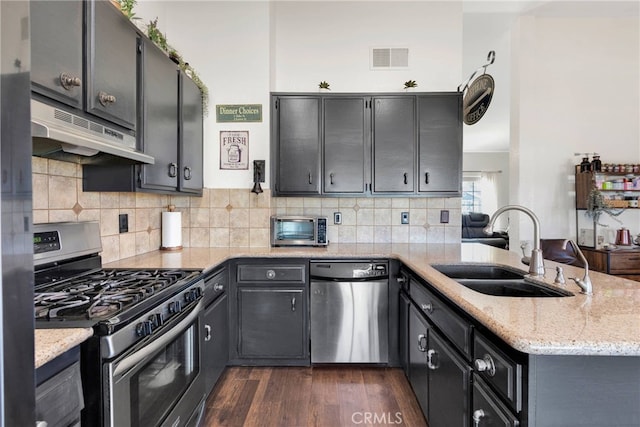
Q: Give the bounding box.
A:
[168,300,181,314]
[149,313,163,328]
[184,290,194,304]
[135,320,153,337]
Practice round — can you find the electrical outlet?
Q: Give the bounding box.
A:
[334,212,342,225]
[119,214,128,233]
[440,209,450,223]
[401,212,409,224]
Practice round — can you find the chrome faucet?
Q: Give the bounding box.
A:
[561,239,593,295]
[484,205,545,277]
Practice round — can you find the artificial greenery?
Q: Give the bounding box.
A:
[404,80,418,88]
[318,81,331,90]
[585,187,624,226]
[116,0,137,19]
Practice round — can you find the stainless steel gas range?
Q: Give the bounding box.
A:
[34,222,206,427]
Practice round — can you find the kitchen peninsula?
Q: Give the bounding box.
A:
[40,243,640,426]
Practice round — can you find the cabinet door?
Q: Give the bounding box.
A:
[399,291,411,375]
[427,329,471,427]
[86,0,137,129]
[372,96,416,193]
[418,94,462,194]
[238,287,307,359]
[139,38,179,191]
[30,0,83,109]
[273,97,321,195]
[203,294,228,395]
[408,305,429,416]
[472,375,519,427]
[323,97,368,193]
[179,73,204,194]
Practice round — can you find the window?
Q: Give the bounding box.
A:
[462,175,482,214]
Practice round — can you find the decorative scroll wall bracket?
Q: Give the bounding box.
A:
[458,50,496,93]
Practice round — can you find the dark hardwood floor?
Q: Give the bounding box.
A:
[202,366,427,426]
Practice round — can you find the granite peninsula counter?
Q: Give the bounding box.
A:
[103,243,640,357]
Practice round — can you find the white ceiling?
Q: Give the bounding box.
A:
[462,0,639,152]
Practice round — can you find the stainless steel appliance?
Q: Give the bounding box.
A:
[271,215,328,246]
[34,222,205,427]
[310,260,389,363]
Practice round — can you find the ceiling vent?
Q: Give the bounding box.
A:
[370,47,409,70]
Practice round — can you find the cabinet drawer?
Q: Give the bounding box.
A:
[472,374,519,427]
[237,264,306,283]
[609,252,640,274]
[409,279,472,358]
[474,332,522,413]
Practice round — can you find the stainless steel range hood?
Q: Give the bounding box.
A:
[31,99,155,165]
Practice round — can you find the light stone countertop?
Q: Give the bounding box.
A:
[102,243,640,357]
[35,328,93,368]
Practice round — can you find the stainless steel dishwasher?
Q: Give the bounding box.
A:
[310,260,389,363]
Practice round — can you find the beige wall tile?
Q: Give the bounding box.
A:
[339,198,357,208]
[339,226,357,243]
[391,198,410,209]
[284,207,304,216]
[210,208,230,228]
[391,209,407,226]
[427,198,446,209]
[374,208,392,226]
[135,231,150,255]
[119,192,136,208]
[181,228,191,248]
[426,226,446,243]
[149,207,162,230]
[249,228,270,247]
[33,210,48,224]
[444,225,460,243]
[49,176,78,209]
[230,208,249,228]
[321,198,339,208]
[49,210,77,222]
[77,209,100,223]
[356,208,374,226]
[249,208,270,228]
[48,159,77,177]
[250,190,271,208]
[190,228,210,247]
[412,209,428,227]
[285,197,304,208]
[135,208,151,232]
[100,193,119,209]
[356,225,374,243]
[230,189,250,208]
[210,189,230,208]
[410,198,428,209]
[170,195,191,208]
[392,225,409,242]
[374,226,392,244]
[149,229,161,250]
[100,209,120,236]
[120,209,136,232]
[357,198,375,208]
[303,198,321,209]
[101,235,120,264]
[444,197,462,209]
[374,198,392,208]
[119,233,137,259]
[190,208,210,228]
[77,182,101,209]
[32,157,48,174]
[341,209,357,226]
[409,225,427,243]
[32,174,48,210]
[210,228,230,247]
[189,190,209,208]
[274,197,287,209]
[230,228,249,247]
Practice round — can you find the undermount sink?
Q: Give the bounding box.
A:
[431,264,573,298]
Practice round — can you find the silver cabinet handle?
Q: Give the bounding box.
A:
[396,276,406,284]
[421,302,433,314]
[98,91,116,106]
[60,72,81,90]
[266,269,276,280]
[183,166,192,180]
[473,409,486,427]
[417,334,427,352]
[213,283,224,292]
[474,354,496,377]
[204,324,212,342]
[168,163,178,178]
[291,296,296,312]
[427,349,438,369]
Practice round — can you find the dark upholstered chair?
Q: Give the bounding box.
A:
[461,213,509,249]
[540,239,584,267]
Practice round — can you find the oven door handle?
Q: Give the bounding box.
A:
[112,300,203,378]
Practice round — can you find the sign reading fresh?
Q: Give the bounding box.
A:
[216,104,262,122]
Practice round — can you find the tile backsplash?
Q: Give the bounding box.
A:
[33,157,461,263]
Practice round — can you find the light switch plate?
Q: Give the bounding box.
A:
[119,214,128,233]
[401,212,409,224]
[440,210,449,223]
[334,212,342,225]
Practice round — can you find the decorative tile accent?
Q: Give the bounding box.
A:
[72,203,83,216]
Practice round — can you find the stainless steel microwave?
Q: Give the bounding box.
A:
[270,216,328,247]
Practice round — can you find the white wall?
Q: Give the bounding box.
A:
[511,13,639,248]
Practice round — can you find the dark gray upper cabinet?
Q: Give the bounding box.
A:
[179,74,204,194]
[272,96,321,195]
[30,0,83,109]
[323,97,368,194]
[139,37,179,191]
[372,96,416,193]
[418,94,463,195]
[85,0,137,130]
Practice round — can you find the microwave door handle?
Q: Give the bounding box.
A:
[112,300,203,378]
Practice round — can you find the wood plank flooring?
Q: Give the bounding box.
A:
[202,366,427,427]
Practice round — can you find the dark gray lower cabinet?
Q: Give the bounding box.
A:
[398,291,411,375]
[427,329,470,427]
[202,294,228,395]
[237,287,307,360]
[472,374,519,427]
[408,304,430,416]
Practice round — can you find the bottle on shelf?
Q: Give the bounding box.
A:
[580,156,591,172]
[591,154,602,172]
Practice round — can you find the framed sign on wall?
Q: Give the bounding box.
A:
[220,130,249,170]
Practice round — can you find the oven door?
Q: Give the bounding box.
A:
[105,301,205,427]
